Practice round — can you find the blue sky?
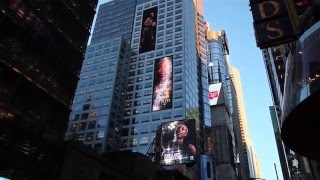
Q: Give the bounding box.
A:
[203,0,283,179]
[96,0,283,179]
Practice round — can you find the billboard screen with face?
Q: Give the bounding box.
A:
[160,119,197,165]
[152,56,173,111]
[139,7,158,53]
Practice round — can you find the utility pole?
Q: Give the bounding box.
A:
[274,163,279,180]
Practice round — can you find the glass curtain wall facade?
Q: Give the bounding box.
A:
[196,13,211,157]
[66,37,131,153]
[66,0,136,153]
[121,0,200,155]
[263,43,320,180]
[206,28,239,179]
[207,30,235,154]
[90,0,136,44]
[269,106,291,180]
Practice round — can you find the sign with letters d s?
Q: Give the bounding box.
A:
[249,0,299,48]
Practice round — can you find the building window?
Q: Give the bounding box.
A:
[79,122,87,131]
[132,118,139,124]
[73,114,80,121]
[121,128,129,136]
[124,110,131,116]
[145,82,152,88]
[88,121,96,129]
[81,113,89,119]
[89,111,97,118]
[125,101,132,108]
[121,139,129,148]
[140,125,149,134]
[122,119,130,125]
[144,90,152,96]
[163,112,171,119]
[150,123,159,132]
[136,84,143,90]
[152,114,160,121]
[141,115,149,122]
[96,131,105,140]
[127,93,133,99]
[86,132,94,141]
[174,110,183,118]
[145,74,152,80]
[77,134,85,141]
[131,127,139,135]
[69,124,77,132]
[130,138,138,147]
[140,136,149,146]
[174,101,183,108]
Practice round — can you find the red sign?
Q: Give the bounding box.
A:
[209,91,218,99]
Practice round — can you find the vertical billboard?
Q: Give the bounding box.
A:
[160,119,197,165]
[208,83,222,106]
[139,7,158,53]
[152,56,173,111]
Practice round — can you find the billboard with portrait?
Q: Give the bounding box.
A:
[139,7,158,53]
[160,119,197,165]
[152,56,173,111]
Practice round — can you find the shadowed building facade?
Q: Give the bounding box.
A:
[0,0,98,179]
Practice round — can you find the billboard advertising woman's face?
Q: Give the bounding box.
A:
[152,56,173,111]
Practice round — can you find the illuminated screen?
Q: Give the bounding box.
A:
[152,56,173,111]
[139,7,158,53]
[160,119,197,165]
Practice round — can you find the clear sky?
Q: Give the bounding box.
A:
[203,0,283,179]
[95,0,283,179]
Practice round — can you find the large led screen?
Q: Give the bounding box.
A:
[160,119,197,165]
[152,56,173,111]
[139,7,158,53]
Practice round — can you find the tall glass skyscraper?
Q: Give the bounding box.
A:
[67,0,203,157]
[66,37,132,152]
[65,0,136,153]
[206,27,237,180]
[121,0,200,154]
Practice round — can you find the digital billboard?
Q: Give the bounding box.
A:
[160,119,197,165]
[152,56,173,111]
[209,83,222,106]
[139,7,158,53]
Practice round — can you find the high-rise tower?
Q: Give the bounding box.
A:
[206,26,238,180]
[67,0,203,165]
[66,0,136,153]
[0,0,98,179]
[229,67,262,179]
[121,0,201,155]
